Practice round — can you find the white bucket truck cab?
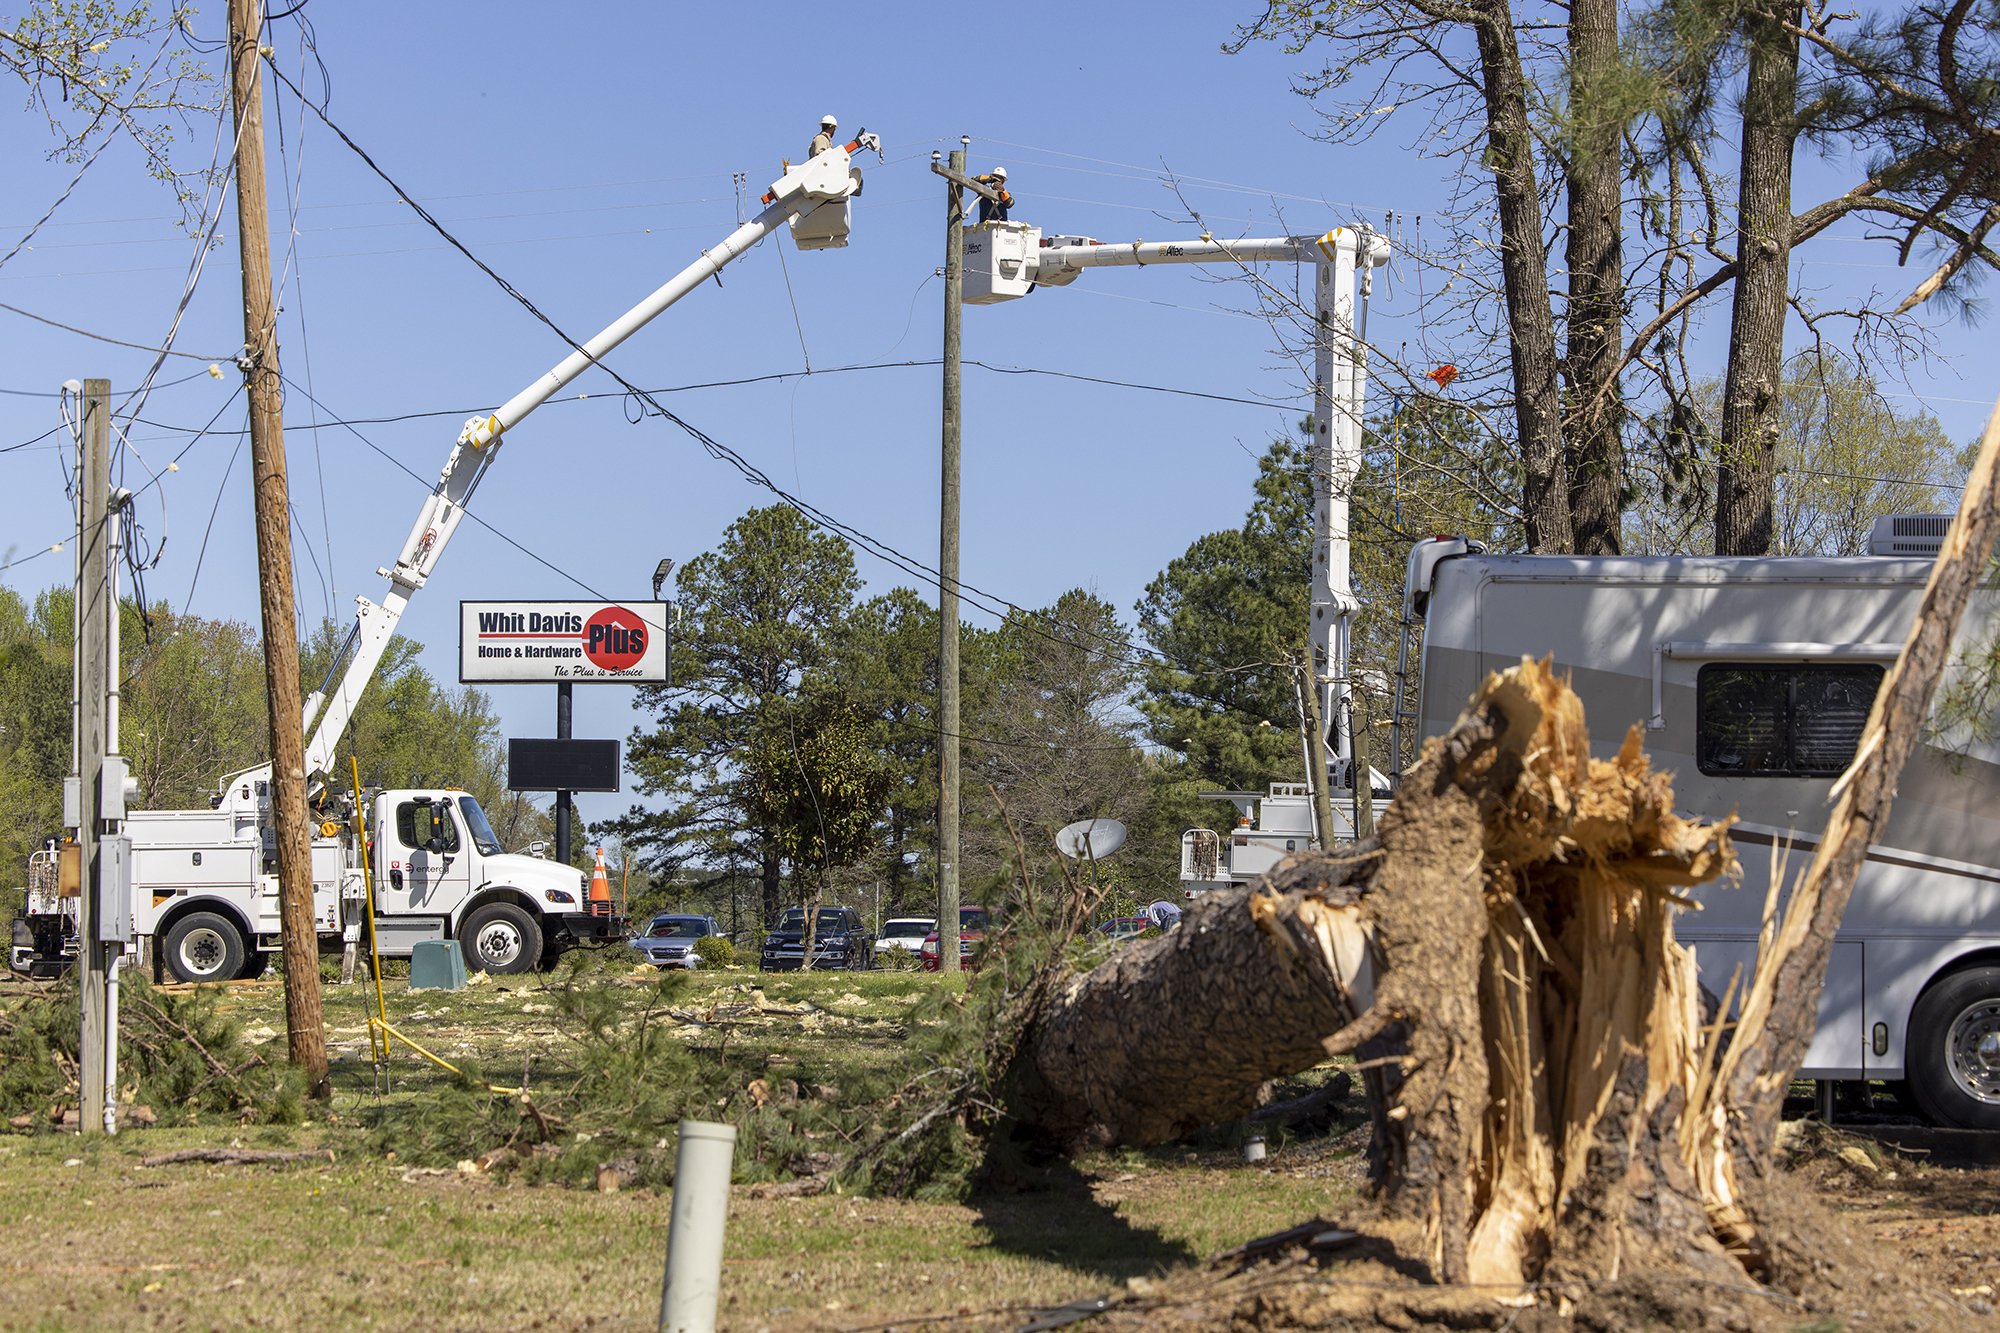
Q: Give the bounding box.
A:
[1392,515,2000,1129]
[11,126,885,982]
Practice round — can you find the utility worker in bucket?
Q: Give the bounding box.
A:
[973,166,1013,223]
[809,113,838,159]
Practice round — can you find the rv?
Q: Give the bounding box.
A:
[1394,515,2000,1129]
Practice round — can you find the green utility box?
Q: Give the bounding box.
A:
[409,940,468,990]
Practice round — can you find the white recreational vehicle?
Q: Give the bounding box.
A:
[1394,515,2000,1129]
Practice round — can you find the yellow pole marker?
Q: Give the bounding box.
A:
[347,756,527,1096]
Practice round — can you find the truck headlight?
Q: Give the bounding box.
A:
[544,889,576,904]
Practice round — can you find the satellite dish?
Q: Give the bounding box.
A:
[1054,818,1127,861]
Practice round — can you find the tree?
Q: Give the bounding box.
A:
[121,603,267,807]
[1563,0,1630,555]
[0,587,70,876]
[1241,0,1999,562]
[832,588,942,915]
[613,506,861,927]
[2,1,219,229]
[1788,0,2000,317]
[745,686,890,955]
[1626,356,1963,554]
[967,590,1149,895]
[1232,0,1592,548]
[1136,438,1313,798]
[1715,0,1804,556]
[297,623,510,809]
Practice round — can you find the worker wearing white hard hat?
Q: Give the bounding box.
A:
[973,165,1013,224]
[808,114,838,158]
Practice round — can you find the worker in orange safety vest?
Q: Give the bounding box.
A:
[973,166,1012,223]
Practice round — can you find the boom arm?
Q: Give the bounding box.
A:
[1011,227,1392,788]
[295,133,880,782]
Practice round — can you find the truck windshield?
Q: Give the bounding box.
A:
[456,796,504,856]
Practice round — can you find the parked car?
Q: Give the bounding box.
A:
[759,906,872,971]
[875,916,937,961]
[1093,915,1150,941]
[629,913,721,970]
[920,905,994,972]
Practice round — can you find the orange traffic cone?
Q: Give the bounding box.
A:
[588,845,613,916]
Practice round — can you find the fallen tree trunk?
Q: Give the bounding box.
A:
[1005,657,1745,1289]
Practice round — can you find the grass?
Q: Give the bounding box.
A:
[0,962,1364,1331]
[0,1131,1352,1332]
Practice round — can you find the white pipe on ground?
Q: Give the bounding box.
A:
[657,1119,738,1333]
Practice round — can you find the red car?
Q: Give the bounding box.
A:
[919,906,992,972]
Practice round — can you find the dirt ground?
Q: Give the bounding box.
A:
[1032,1118,2000,1333]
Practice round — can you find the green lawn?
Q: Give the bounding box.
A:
[0,965,1363,1331]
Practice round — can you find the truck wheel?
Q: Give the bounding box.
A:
[237,949,270,980]
[163,912,246,984]
[459,903,543,976]
[1907,965,2000,1130]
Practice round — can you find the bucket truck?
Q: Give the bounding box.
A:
[959,219,1392,884]
[11,129,883,982]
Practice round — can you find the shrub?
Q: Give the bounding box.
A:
[693,934,736,968]
[0,977,305,1127]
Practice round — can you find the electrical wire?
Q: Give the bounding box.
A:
[272,21,340,626]
[0,300,227,362]
[246,64,1345,678]
[182,421,249,613]
[112,68,249,457]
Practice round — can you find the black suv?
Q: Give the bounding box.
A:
[759,906,872,971]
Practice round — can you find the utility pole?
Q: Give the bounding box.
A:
[934,139,969,982]
[74,379,128,1135]
[229,0,328,1098]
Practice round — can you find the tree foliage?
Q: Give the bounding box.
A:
[1,1,220,227]
[1135,437,1313,796]
[613,505,862,926]
[1236,0,1992,558]
[0,587,521,883]
[966,589,1149,896]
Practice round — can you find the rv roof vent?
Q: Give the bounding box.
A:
[1868,513,1952,557]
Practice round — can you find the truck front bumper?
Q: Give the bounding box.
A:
[552,911,626,944]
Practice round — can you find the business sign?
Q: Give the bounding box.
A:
[509,738,622,792]
[459,600,669,684]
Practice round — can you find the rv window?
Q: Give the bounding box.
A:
[1696,664,1883,777]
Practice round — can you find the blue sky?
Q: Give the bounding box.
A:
[1,1,1988,833]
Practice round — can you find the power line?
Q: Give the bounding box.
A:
[255,60,1306,680]
[81,357,1298,443]
[0,300,228,362]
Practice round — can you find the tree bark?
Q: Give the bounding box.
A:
[1005,658,1745,1288]
[1716,1,1802,556]
[1473,2,1573,554]
[1564,0,1625,555]
[760,846,782,929]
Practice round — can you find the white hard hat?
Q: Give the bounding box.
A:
[992,166,1008,179]
[820,113,838,128]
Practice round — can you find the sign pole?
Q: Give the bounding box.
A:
[555,680,573,866]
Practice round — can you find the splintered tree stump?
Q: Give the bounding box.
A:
[1004,658,1755,1291]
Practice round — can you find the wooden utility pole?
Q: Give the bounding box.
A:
[935,140,967,980]
[229,0,327,1097]
[75,379,115,1134]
